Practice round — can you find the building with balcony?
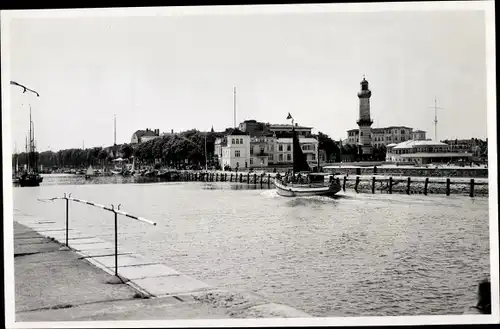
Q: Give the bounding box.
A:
[386,140,473,165]
[346,126,425,148]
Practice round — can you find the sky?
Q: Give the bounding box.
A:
[5,6,490,152]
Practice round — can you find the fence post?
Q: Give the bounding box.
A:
[247,173,250,184]
[389,177,393,194]
[114,206,118,277]
[372,176,376,194]
[354,176,360,193]
[446,178,451,196]
[343,176,347,191]
[406,177,411,195]
[240,173,243,183]
[225,173,227,181]
[424,177,429,195]
[65,195,69,247]
[260,174,263,186]
[268,174,271,185]
[254,173,257,184]
[470,179,475,197]
[230,173,233,182]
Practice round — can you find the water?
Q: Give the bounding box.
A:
[12,174,490,317]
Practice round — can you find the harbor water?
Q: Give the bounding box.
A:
[13,174,490,317]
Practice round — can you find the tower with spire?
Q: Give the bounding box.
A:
[356,76,373,159]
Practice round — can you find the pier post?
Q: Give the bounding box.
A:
[230,173,233,182]
[225,173,227,181]
[406,177,411,195]
[268,174,271,185]
[446,178,451,196]
[354,176,360,193]
[389,177,393,194]
[470,179,475,197]
[260,174,263,186]
[65,196,69,247]
[215,173,218,181]
[254,173,257,184]
[240,173,243,183]
[343,176,347,191]
[113,207,118,277]
[372,176,376,194]
[424,177,429,195]
[247,173,250,184]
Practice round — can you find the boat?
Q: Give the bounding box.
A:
[84,165,95,179]
[273,113,341,197]
[18,105,43,187]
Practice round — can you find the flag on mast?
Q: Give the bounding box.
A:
[286,113,293,120]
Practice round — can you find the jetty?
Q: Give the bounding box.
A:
[13,206,310,321]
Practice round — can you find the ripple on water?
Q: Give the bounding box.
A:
[12,178,491,317]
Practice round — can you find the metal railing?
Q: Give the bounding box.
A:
[38,193,156,280]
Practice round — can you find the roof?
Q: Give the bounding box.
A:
[393,140,448,149]
[399,152,473,158]
[347,128,359,133]
[413,130,426,133]
[276,137,318,143]
[386,143,398,147]
[269,124,312,130]
[134,130,158,138]
[226,128,248,136]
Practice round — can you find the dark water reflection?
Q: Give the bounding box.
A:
[12,174,490,317]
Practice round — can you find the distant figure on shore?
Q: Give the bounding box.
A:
[465,279,491,314]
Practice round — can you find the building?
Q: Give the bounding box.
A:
[346,126,426,148]
[442,138,484,157]
[386,140,473,165]
[215,121,319,170]
[357,77,373,157]
[214,129,250,170]
[131,128,160,144]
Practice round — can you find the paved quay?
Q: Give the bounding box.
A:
[14,218,311,321]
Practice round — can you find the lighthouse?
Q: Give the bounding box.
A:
[357,76,373,160]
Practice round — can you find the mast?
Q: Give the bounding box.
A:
[204,134,208,171]
[114,114,117,146]
[429,97,444,142]
[28,105,32,172]
[233,87,236,128]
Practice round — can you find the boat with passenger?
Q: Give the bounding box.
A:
[274,113,341,197]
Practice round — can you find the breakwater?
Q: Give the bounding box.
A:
[326,166,488,178]
[175,171,488,197]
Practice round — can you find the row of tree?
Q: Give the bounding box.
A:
[12,129,385,170]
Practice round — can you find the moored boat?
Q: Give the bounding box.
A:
[273,113,341,197]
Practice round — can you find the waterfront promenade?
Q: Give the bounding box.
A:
[14,219,310,321]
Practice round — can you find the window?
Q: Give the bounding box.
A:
[250,148,253,155]
[232,138,235,144]
[235,150,241,157]
[287,154,292,161]
[236,139,239,144]
[250,158,253,165]
[260,148,264,154]
[287,145,291,151]
[268,154,273,161]
[312,154,316,160]
[279,145,283,151]
[360,132,363,136]
[240,138,243,144]
[279,154,283,161]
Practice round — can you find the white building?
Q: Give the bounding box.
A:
[215,129,319,170]
[346,126,425,148]
[131,128,160,144]
[386,140,473,165]
[214,129,250,170]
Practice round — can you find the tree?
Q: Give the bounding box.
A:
[317,132,340,162]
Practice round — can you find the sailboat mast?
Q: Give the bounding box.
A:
[28,106,32,172]
[233,87,236,128]
[114,114,117,146]
[204,134,208,171]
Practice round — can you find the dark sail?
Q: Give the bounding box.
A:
[292,128,311,173]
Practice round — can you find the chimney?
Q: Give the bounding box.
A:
[295,123,298,127]
[171,129,174,134]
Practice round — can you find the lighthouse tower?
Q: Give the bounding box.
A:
[357,76,373,159]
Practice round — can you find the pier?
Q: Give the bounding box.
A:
[173,170,488,197]
[14,199,311,321]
